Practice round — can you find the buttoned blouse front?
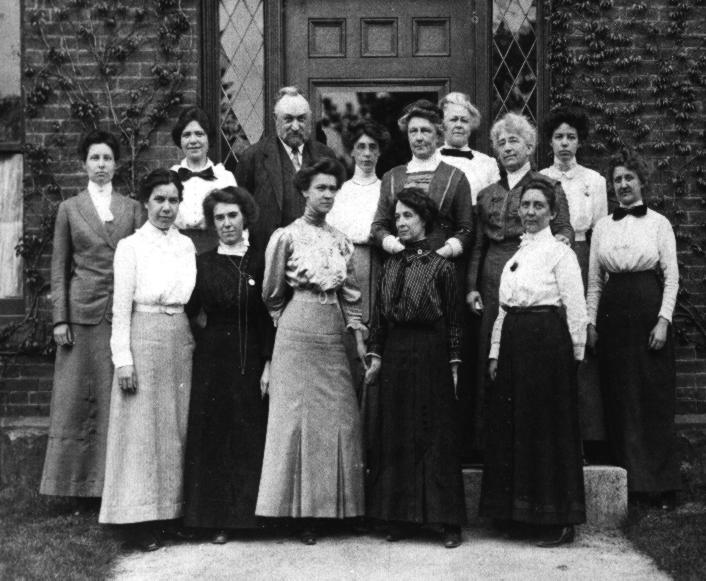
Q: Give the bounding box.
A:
[586,207,678,325]
[110,222,196,367]
[262,215,364,330]
[490,226,587,361]
[541,162,607,241]
[438,146,500,205]
[171,159,237,230]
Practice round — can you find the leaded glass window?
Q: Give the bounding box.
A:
[492,0,538,123]
[219,0,265,168]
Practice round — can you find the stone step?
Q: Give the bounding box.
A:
[463,465,628,527]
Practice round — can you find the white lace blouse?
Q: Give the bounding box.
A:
[438,146,500,205]
[586,206,678,325]
[110,222,196,367]
[327,178,381,244]
[490,226,588,361]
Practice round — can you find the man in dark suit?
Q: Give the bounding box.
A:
[235,86,336,249]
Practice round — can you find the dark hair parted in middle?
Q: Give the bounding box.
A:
[397,99,445,139]
[138,168,184,203]
[520,178,558,213]
[294,158,347,192]
[78,129,121,162]
[543,105,590,142]
[395,187,438,234]
[202,186,260,229]
[171,106,214,148]
[342,119,391,153]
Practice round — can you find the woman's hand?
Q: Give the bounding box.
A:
[587,324,598,354]
[436,243,453,259]
[53,323,74,347]
[117,365,138,394]
[260,360,271,398]
[450,362,460,400]
[488,359,498,382]
[355,332,369,371]
[555,234,571,246]
[466,291,484,316]
[649,317,669,350]
[364,357,381,386]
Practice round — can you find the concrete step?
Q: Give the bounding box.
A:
[463,465,628,527]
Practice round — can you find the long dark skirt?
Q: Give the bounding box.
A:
[472,239,519,449]
[597,271,680,493]
[479,308,585,525]
[367,322,466,526]
[574,240,605,441]
[184,320,268,529]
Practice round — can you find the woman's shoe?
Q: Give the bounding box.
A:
[134,528,161,552]
[300,528,317,545]
[212,530,229,545]
[537,525,575,548]
[442,525,462,549]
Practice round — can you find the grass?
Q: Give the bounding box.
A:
[0,486,124,581]
[624,496,706,581]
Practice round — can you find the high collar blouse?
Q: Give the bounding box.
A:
[261,212,364,332]
[87,181,114,222]
[540,160,607,242]
[490,226,587,361]
[110,222,196,367]
[586,206,678,325]
[327,178,381,244]
[170,158,237,230]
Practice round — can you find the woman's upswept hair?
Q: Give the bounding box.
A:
[490,112,537,155]
[342,119,391,153]
[607,149,651,195]
[520,178,558,213]
[395,187,438,234]
[294,158,346,192]
[78,130,121,162]
[438,91,482,132]
[137,168,183,203]
[202,186,259,229]
[543,105,590,142]
[397,99,445,139]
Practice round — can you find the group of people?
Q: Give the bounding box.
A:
[40,85,681,552]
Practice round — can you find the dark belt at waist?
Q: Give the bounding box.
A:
[607,269,657,278]
[504,305,559,314]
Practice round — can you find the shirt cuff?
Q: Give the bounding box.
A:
[113,352,134,368]
[382,235,404,254]
[366,352,382,360]
[489,343,500,360]
[658,309,673,323]
[573,343,586,361]
[449,358,462,364]
[445,237,463,258]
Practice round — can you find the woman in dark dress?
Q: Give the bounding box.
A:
[479,179,587,547]
[365,187,466,549]
[183,187,273,543]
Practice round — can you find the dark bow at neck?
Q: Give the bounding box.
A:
[612,205,647,221]
[440,148,474,160]
[177,166,216,182]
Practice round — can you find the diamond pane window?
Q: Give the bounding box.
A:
[219,0,265,167]
[492,0,538,123]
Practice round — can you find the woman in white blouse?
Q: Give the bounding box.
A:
[437,91,500,204]
[586,151,680,509]
[100,169,197,551]
[327,119,390,325]
[540,106,608,460]
[170,107,237,253]
[479,179,587,547]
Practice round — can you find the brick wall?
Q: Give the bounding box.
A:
[0,0,200,416]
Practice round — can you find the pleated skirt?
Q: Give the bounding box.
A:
[99,312,194,524]
[256,293,364,518]
[479,308,586,525]
[366,323,466,526]
[597,271,680,493]
[40,320,113,497]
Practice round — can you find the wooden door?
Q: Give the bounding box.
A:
[284,0,489,173]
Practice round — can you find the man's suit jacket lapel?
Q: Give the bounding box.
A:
[76,191,114,248]
[263,136,285,212]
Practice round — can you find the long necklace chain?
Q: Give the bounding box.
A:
[226,253,251,375]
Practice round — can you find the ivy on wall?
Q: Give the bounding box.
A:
[0,0,193,356]
[546,0,706,349]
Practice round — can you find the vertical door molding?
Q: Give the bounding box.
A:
[200,1,221,159]
[264,0,285,136]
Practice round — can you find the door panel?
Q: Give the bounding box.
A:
[285,0,485,169]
